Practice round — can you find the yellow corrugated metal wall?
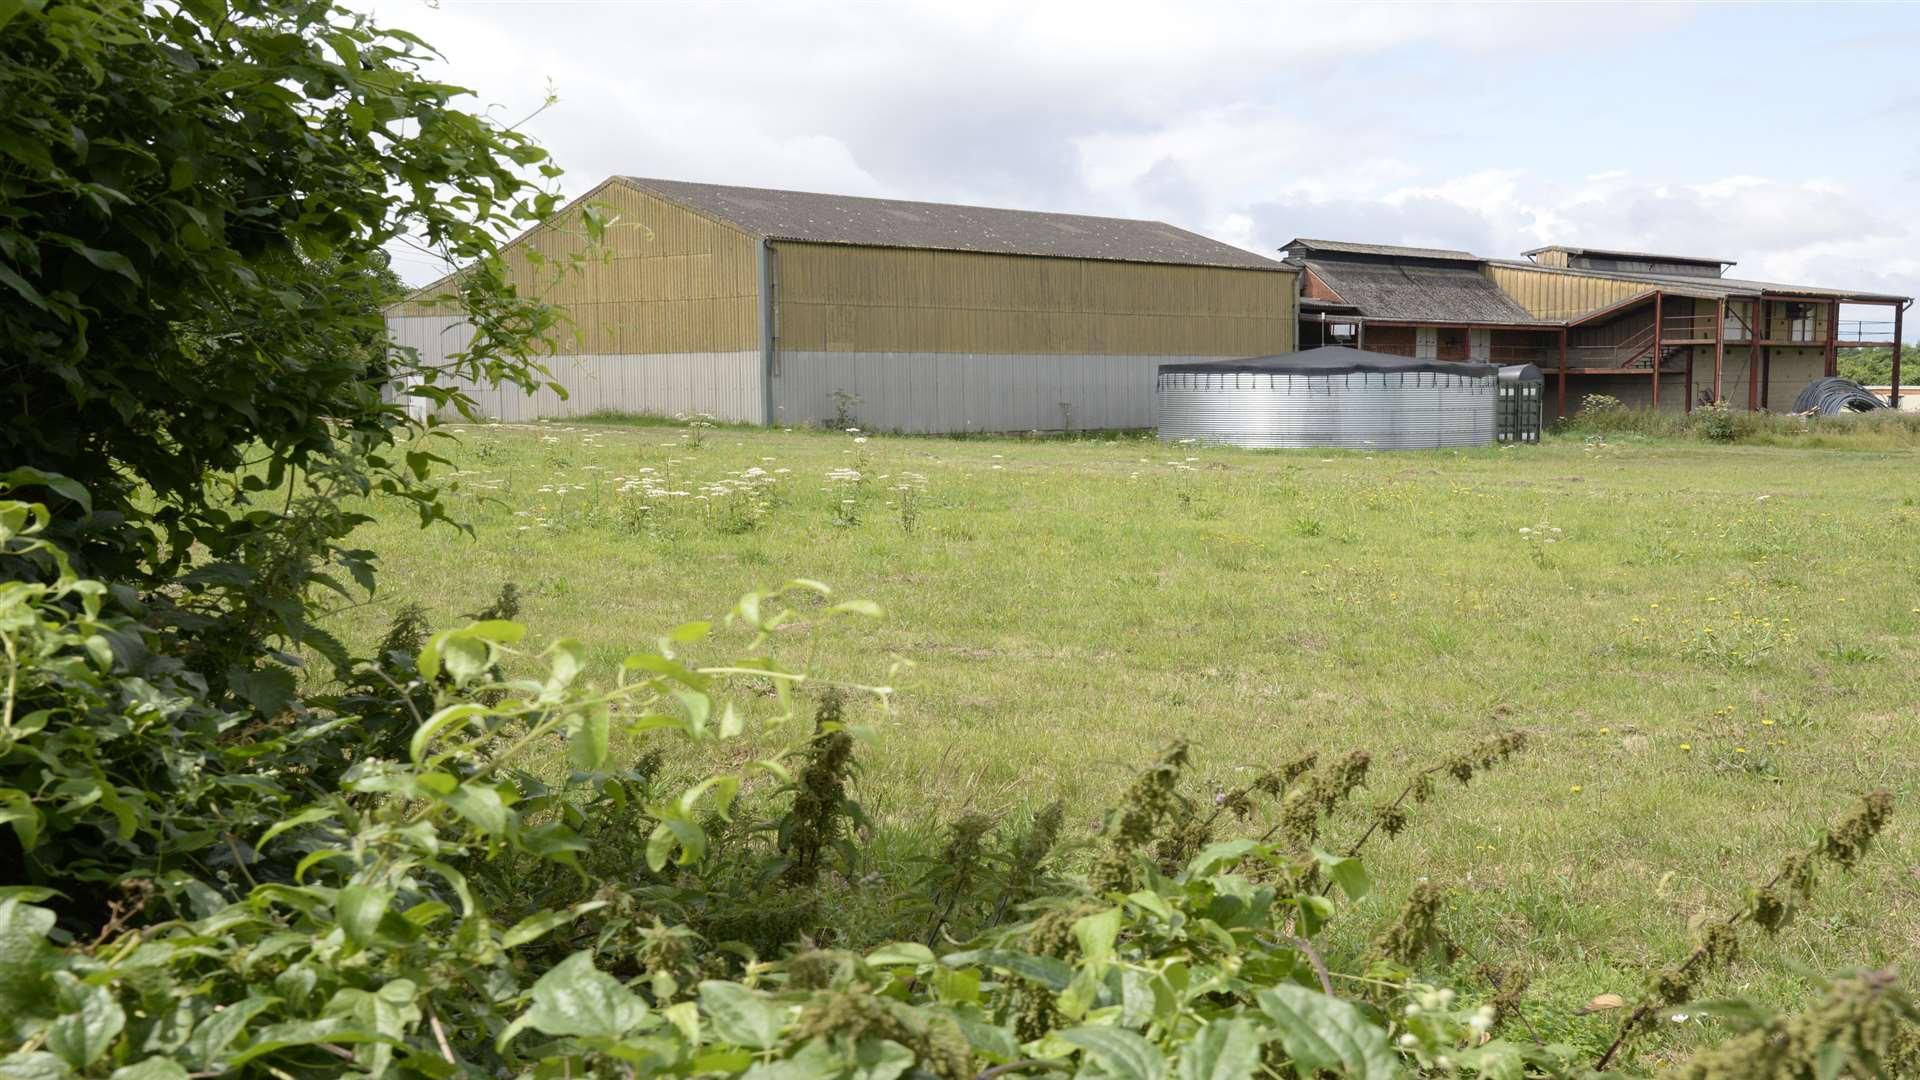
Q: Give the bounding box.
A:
[390,181,760,353]
[1485,264,1650,321]
[775,243,1295,355]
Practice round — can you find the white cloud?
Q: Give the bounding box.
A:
[357,0,1915,303]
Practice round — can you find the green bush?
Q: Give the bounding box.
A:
[1560,397,1920,447]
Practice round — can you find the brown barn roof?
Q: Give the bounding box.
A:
[621,177,1290,271]
[1305,259,1549,325]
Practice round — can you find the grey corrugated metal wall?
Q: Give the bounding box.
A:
[385,314,763,422]
[771,351,1240,432]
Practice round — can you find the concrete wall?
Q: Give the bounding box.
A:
[1557,347,1826,415]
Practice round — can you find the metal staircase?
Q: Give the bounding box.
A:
[1568,323,1686,370]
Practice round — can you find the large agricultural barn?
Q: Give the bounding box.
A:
[387,177,1298,432]
[1289,240,1911,418]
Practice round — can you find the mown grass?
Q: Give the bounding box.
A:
[331,414,1919,1056]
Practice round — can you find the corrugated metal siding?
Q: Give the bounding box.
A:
[390,184,761,354]
[772,351,1245,432]
[1157,369,1497,449]
[387,313,762,422]
[774,243,1295,357]
[1485,264,1648,320]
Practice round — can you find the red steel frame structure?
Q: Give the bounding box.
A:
[1302,289,1910,414]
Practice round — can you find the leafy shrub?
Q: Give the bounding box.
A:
[1691,399,1737,442]
[1561,397,1920,447]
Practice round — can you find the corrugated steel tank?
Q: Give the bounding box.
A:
[1157,347,1496,449]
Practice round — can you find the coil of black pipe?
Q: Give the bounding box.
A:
[1792,377,1887,416]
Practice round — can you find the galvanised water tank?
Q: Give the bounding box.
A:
[1157,347,1497,450]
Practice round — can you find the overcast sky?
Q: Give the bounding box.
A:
[361,0,1920,309]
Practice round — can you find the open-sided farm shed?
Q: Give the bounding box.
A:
[1288,238,1912,418]
[388,177,1297,432]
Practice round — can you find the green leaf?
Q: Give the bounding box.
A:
[502,907,582,949]
[939,949,1073,991]
[1061,1026,1168,1080]
[524,951,649,1041]
[0,468,91,514]
[0,790,44,850]
[228,1019,389,1066]
[662,1000,701,1047]
[442,783,510,836]
[668,620,711,643]
[227,666,296,716]
[864,942,935,967]
[698,980,785,1050]
[466,619,526,644]
[0,900,63,1038]
[66,243,141,285]
[737,1036,842,1080]
[568,707,609,771]
[1177,1017,1261,1080]
[0,1051,71,1080]
[336,884,394,947]
[184,992,278,1062]
[47,975,125,1069]
[1185,840,1257,878]
[851,1038,914,1080]
[1455,1040,1525,1080]
[1815,1039,1848,1080]
[545,637,585,690]
[440,636,492,685]
[110,1059,192,1080]
[1058,967,1100,1021]
[0,261,47,310]
[410,703,488,763]
[828,599,883,618]
[1073,906,1123,966]
[1256,984,1403,1079]
[955,1016,1019,1063]
[257,807,334,852]
[1312,849,1371,901]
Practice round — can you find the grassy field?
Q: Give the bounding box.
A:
[332,415,1919,1052]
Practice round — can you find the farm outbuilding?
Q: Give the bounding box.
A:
[1288,237,1912,418]
[387,177,1297,432]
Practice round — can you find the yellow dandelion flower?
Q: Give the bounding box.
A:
[1761,719,1774,727]
[1598,727,1612,735]
[1735,747,1747,754]
[1679,743,1693,752]
[1570,785,1583,793]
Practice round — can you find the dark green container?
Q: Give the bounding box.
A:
[1497,364,1544,444]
